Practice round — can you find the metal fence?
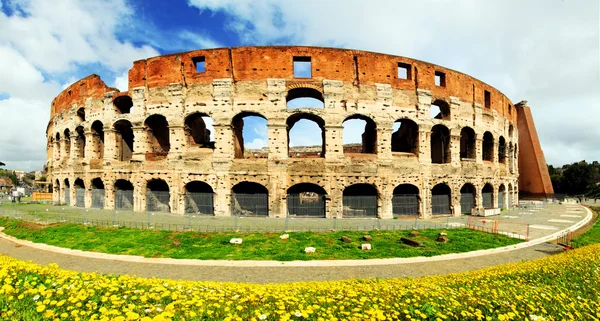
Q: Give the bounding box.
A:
[231,194,268,217]
[343,195,378,217]
[146,190,170,213]
[91,189,105,209]
[392,194,419,216]
[64,188,70,205]
[115,190,134,210]
[431,194,451,215]
[184,192,214,215]
[75,188,85,207]
[482,192,493,208]
[498,191,505,209]
[460,193,475,214]
[287,194,326,217]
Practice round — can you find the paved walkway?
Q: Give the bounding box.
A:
[0,204,592,284]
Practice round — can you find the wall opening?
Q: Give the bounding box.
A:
[431,183,451,215]
[287,183,326,218]
[507,183,513,207]
[193,56,205,73]
[482,131,494,161]
[392,184,419,217]
[232,112,268,159]
[63,129,71,159]
[434,71,446,87]
[286,87,324,108]
[114,95,133,114]
[76,108,85,122]
[75,126,86,159]
[55,132,61,159]
[185,181,214,215]
[482,183,494,208]
[287,113,325,158]
[391,119,418,154]
[484,90,491,108]
[460,183,476,214]
[498,136,506,164]
[430,100,450,120]
[64,178,71,206]
[460,127,476,159]
[114,179,134,210]
[74,178,85,207]
[498,184,506,209]
[397,62,411,80]
[185,112,215,149]
[293,56,311,78]
[509,124,514,138]
[91,178,105,209]
[144,114,170,159]
[146,179,170,213]
[113,120,134,161]
[343,184,378,218]
[231,182,269,217]
[431,124,450,164]
[91,120,105,160]
[342,114,377,154]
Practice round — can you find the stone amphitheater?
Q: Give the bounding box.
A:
[45,46,553,219]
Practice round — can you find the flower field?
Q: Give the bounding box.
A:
[1,245,599,321]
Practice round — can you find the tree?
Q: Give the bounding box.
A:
[0,162,5,166]
[549,161,600,196]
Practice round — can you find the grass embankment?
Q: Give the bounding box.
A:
[572,206,600,247]
[0,217,522,261]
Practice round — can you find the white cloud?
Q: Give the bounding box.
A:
[289,119,322,147]
[245,138,266,149]
[178,30,223,49]
[113,70,129,92]
[342,119,366,144]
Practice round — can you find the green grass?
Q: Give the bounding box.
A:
[0,217,522,261]
[572,206,600,247]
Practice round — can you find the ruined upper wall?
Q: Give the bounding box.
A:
[51,74,115,117]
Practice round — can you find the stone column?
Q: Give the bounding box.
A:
[493,186,499,209]
[421,182,432,219]
[84,186,92,208]
[380,190,394,219]
[84,131,94,162]
[212,124,234,160]
[377,127,393,159]
[475,135,483,164]
[104,129,117,162]
[452,184,461,217]
[104,182,115,210]
[492,137,499,164]
[328,188,343,219]
[449,129,461,167]
[132,126,147,162]
[418,126,431,165]
[324,125,344,160]
[70,136,78,161]
[475,184,484,212]
[59,138,67,162]
[267,123,288,160]
[168,124,185,160]
[213,175,230,216]
[54,141,60,161]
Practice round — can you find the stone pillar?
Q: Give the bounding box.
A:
[378,127,393,159]
[84,131,94,162]
[421,182,432,218]
[324,125,344,160]
[452,185,461,217]
[134,180,145,212]
[84,186,92,208]
[168,124,185,160]
[475,184,484,212]
[104,183,115,210]
[104,129,117,162]
[70,136,78,161]
[475,136,483,164]
[492,137,499,164]
[131,87,146,115]
[213,175,229,216]
[449,129,461,167]
[54,141,60,161]
[380,190,393,219]
[328,189,343,219]
[132,126,147,162]
[493,186,499,209]
[212,124,234,159]
[59,138,67,162]
[267,123,288,160]
[418,126,431,164]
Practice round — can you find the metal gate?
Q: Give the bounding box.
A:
[185,193,214,215]
[115,190,134,210]
[287,194,325,217]
[64,188,70,205]
[343,195,378,218]
[75,188,85,207]
[146,191,170,213]
[392,194,419,216]
[498,191,505,209]
[231,194,268,217]
[431,194,451,215]
[460,193,475,214]
[482,192,493,208]
[91,189,105,208]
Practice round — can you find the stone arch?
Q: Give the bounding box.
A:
[342,183,378,218]
[498,184,506,209]
[113,120,134,161]
[483,131,494,161]
[498,136,506,164]
[114,179,134,210]
[75,126,86,159]
[144,114,170,158]
[76,107,85,122]
[460,183,476,214]
[431,124,450,164]
[63,128,71,159]
[91,177,105,209]
[54,132,61,159]
[232,111,268,159]
[146,178,170,213]
[287,183,327,217]
[431,183,451,215]
[74,178,85,207]
[342,114,377,154]
[114,95,133,114]
[391,119,418,154]
[460,127,476,159]
[431,99,450,120]
[287,112,326,158]
[392,183,420,217]
[91,120,105,159]
[482,183,494,208]
[184,181,214,215]
[286,87,324,109]
[185,112,214,149]
[231,182,269,217]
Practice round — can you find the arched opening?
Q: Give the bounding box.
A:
[392,184,419,217]
[74,178,85,207]
[91,121,105,160]
[483,132,494,161]
[64,178,71,205]
[508,125,514,139]
[75,126,86,159]
[232,112,268,159]
[342,115,377,155]
[287,183,326,217]
[460,183,476,214]
[76,108,85,122]
[91,178,105,209]
[460,127,476,159]
[498,184,506,209]
[185,112,215,149]
[144,115,170,159]
[343,184,378,218]
[431,183,451,215]
[286,87,324,109]
[482,183,494,208]
[287,113,325,158]
[184,181,214,215]
[508,142,514,172]
[114,95,133,114]
[231,182,269,217]
[114,120,134,161]
[54,132,61,160]
[431,124,450,164]
[54,179,60,204]
[430,100,450,120]
[63,129,71,159]
[391,119,418,154]
[498,136,506,164]
[114,179,134,210]
[146,179,170,213]
[508,183,513,207]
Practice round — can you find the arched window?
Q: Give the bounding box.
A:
[392,184,419,217]
[460,183,476,214]
[114,120,134,161]
[146,179,170,213]
[76,108,85,122]
[74,178,85,207]
[343,184,378,217]
[114,95,133,114]
[144,115,170,159]
[482,183,494,208]
[114,179,134,210]
[75,126,86,159]
[498,184,506,209]
[185,113,215,149]
[482,132,494,161]
[287,113,325,158]
[63,129,71,159]
[391,119,418,154]
[430,100,450,120]
[431,183,451,215]
[231,182,269,217]
[498,136,506,164]
[507,183,513,208]
[460,127,476,159]
[342,115,377,155]
[64,178,71,206]
[232,112,267,159]
[91,121,105,160]
[55,132,61,160]
[286,87,324,109]
[91,178,104,209]
[287,183,326,217]
[431,124,450,164]
[185,181,214,215]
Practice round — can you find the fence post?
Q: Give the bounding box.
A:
[147,210,151,228]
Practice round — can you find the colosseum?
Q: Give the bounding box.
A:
[45,46,554,219]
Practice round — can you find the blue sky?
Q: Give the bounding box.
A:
[0,0,598,171]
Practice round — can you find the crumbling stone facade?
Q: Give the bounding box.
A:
[45,46,535,219]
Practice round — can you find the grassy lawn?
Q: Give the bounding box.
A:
[572,206,600,247]
[0,217,522,260]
